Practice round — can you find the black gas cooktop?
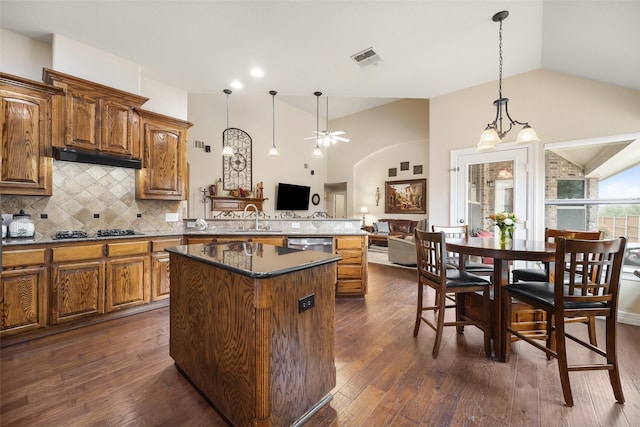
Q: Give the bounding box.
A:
[54,229,140,239]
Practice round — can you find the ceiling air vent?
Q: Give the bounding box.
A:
[351,47,382,67]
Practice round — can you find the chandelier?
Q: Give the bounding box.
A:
[477,10,540,152]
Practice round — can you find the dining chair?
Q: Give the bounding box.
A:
[431,225,494,277]
[512,228,603,282]
[413,230,492,358]
[512,228,603,346]
[502,236,627,406]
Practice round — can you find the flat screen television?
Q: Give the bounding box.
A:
[276,183,311,211]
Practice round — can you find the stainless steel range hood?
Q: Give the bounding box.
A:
[53,147,142,169]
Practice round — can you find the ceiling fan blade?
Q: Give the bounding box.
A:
[304,135,319,140]
[334,136,350,142]
[330,130,345,136]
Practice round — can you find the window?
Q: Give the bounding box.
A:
[545,137,640,277]
[556,179,586,230]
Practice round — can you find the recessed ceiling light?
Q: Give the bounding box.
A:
[250,68,264,78]
[230,80,243,89]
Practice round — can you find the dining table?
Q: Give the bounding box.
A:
[446,237,556,362]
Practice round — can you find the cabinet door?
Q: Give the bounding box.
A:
[0,80,55,195]
[51,260,105,324]
[1,265,47,336]
[151,252,170,301]
[65,88,100,151]
[101,100,133,155]
[135,109,191,200]
[106,255,150,312]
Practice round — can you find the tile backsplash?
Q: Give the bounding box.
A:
[1,161,183,239]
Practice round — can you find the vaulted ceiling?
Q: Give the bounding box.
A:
[1,1,639,119]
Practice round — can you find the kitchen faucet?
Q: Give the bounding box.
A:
[243,204,260,231]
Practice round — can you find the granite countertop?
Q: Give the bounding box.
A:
[2,228,367,247]
[166,242,342,278]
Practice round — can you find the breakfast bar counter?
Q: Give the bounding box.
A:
[166,242,341,427]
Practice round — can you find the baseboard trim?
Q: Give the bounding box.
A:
[618,311,640,326]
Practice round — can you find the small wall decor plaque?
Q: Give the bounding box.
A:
[388,167,397,177]
[413,164,423,174]
[400,161,409,171]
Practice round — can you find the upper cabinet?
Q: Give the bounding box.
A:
[0,72,63,195]
[42,68,148,158]
[134,109,192,200]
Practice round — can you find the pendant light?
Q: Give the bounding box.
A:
[477,11,540,152]
[221,89,234,157]
[312,91,324,158]
[268,90,280,157]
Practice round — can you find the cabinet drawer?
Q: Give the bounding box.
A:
[336,280,364,295]
[3,248,47,268]
[152,238,182,252]
[335,236,363,250]
[52,245,103,263]
[338,264,362,279]
[106,241,149,257]
[336,249,362,264]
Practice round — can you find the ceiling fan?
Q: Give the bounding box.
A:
[305,92,350,147]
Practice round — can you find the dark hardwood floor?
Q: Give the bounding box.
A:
[2,263,640,426]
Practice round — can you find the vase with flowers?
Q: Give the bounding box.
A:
[487,212,519,247]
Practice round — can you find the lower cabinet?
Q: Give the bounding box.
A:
[105,241,150,312]
[334,236,368,297]
[150,238,182,301]
[0,248,48,336]
[50,244,105,324]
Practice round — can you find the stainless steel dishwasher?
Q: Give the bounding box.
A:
[287,237,334,253]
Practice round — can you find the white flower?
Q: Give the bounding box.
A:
[503,218,513,226]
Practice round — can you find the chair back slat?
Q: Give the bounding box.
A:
[555,237,626,313]
[415,229,447,286]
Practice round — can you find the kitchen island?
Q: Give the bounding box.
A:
[166,242,341,427]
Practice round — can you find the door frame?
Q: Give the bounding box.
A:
[450,142,540,240]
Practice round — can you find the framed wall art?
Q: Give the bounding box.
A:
[384,178,427,214]
[400,161,409,171]
[388,167,397,177]
[413,164,423,175]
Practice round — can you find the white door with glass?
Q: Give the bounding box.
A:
[450,146,530,239]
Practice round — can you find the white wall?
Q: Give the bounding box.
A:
[187,92,328,218]
[429,69,640,227]
[327,99,429,217]
[0,29,51,80]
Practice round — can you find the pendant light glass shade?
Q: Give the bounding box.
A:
[222,89,234,157]
[268,90,280,156]
[515,124,541,143]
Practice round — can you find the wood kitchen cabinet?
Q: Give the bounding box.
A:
[105,241,150,311]
[50,244,105,324]
[150,238,182,301]
[42,68,148,157]
[134,109,192,200]
[0,72,62,195]
[1,248,48,336]
[334,235,368,297]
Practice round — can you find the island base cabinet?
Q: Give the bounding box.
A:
[169,254,336,427]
